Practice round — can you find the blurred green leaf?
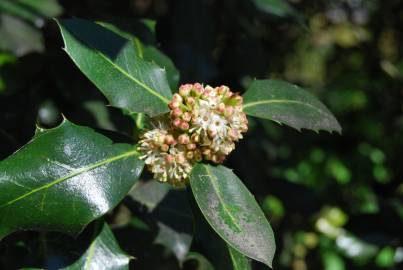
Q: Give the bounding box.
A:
[243,80,342,133]
[185,252,215,270]
[190,164,276,268]
[0,119,144,239]
[0,14,43,56]
[253,0,297,17]
[321,251,345,270]
[376,246,395,268]
[57,18,172,117]
[130,181,193,263]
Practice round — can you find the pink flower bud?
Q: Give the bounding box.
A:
[172,108,183,117]
[169,101,181,109]
[173,118,181,127]
[224,106,234,117]
[217,85,229,95]
[179,84,192,96]
[160,144,169,152]
[180,121,189,130]
[165,154,175,164]
[217,103,226,113]
[178,134,190,145]
[164,134,175,145]
[187,143,196,150]
[186,97,195,106]
[172,93,183,102]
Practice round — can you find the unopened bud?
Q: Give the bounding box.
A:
[194,151,202,162]
[192,83,203,95]
[169,101,181,109]
[218,103,226,113]
[186,151,194,159]
[176,154,186,164]
[180,121,190,130]
[224,106,234,117]
[160,144,169,152]
[179,84,191,96]
[173,118,181,127]
[172,108,183,117]
[187,143,196,150]
[164,134,175,145]
[191,133,200,143]
[172,93,183,102]
[178,134,190,145]
[186,97,195,106]
[165,154,175,164]
[217,85,229,95]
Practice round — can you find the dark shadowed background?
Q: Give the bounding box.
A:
[0,0,402,269]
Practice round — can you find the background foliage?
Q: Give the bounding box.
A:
[0,0,402,269]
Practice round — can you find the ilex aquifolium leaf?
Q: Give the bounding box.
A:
[62,223,131,270]
[242,79,342,133]
[0,119,144,239]
[189,164,276,268]
[57,18,172,117]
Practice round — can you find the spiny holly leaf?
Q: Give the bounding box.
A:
[243,79,342,133]
[62,223,131,270]
[228,244,252,270]
[189,164,276,268]
[0,119,144,239]
[57,18,172,117]
[99,21,180,89]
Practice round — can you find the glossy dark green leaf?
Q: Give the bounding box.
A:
[130,181,193,263]
[57,18,172,117]
[228,244,252,270]
[243,79,342,133]
[185,252,215,270]
[99,21,180,89]
[0,119,144,239]
[189,164,276,268]
[62,223,131,270]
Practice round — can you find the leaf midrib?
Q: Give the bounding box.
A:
[0,149,138,208]
[96,51,170,104]
[60,22,171,105]
[243,99,327,115]
[204,166,242,232]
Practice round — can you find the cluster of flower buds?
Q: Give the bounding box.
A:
[138,83,248,186]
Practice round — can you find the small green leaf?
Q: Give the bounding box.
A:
[185,252,215,270]
[189,164,276,268]
[62,223,131,270]
[0,119,144,239]
[243,79,341,133]
[228,244,252,270]
[253,0,298,17]
[57,18,172,117]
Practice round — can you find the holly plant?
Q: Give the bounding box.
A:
[0,18,341,269]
